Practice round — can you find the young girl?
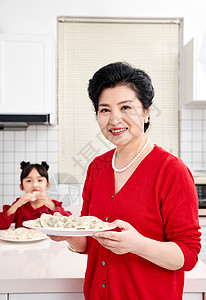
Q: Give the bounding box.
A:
[0,161,71,229]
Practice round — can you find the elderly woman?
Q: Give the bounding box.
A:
[53,62,201,300]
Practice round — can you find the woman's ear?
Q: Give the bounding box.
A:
[147,105,152,116]
[144,106,152,123]
[19,184,24,191]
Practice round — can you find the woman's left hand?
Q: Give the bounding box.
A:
[93,219,143,255]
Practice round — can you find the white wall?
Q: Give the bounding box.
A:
[0,0,206,43]
[0,0,206,206]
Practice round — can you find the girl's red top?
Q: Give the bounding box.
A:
[81,145,201,300]
[0,199,71,229]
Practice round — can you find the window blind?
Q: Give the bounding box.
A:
[58,18,180,183]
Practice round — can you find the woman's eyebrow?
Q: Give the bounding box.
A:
[98,100,134,107]
[98,103,110,107]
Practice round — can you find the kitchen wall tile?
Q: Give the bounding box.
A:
[3,152,15,162]
[48,152,58,162]
[192,109,203,120]
[14,162,21,175]
[37,141,47,152]
[181,131,192,141]
[48,141,58,152]
[36,152,48,162]
[3,162,14,173]
[192,152,203,163]
[192,141,203,152]
[4,131,14,140]
[25,152,37,162]
[180,109,192,120]
[192,131,203,142]
[180,108,206,170]
[26,141,36,152]
[4,141,14,152]
[192,162,203,170]
[181,152,192,162]
[0,173,3,185]
[15,152,26,163]
[48,127,58,141]
[4,173,15,185]
[26,129,37,141]
[15,141,25,152]
[36,125,48,131]
[192,120,203,131]
[49,162,58,174]
[180,141,192,152]
[181,119,192,131]
[37,130,47,141]
[15,186,23,196]
[3,184,14,196]
[15,131,26,141]
[14,172,20,185]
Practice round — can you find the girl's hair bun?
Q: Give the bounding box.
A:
[41,161,49,171]
[20,161,30,170]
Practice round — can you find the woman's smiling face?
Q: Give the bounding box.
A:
[97,85,150,147]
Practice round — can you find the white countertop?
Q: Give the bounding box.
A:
[0,234,206,294]
[0,237,87,293]
[199,216,206,226]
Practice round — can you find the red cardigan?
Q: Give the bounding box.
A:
[81,145,201,300]
[0,199,71,229]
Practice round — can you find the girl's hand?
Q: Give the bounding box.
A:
[18,192,34,206]
[7,192,33,216]
[93,219,143,255]
[35,192,55,210]
[35,191,49,203]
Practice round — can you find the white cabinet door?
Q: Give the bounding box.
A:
[184,37,206,105]
[0,295,7,300]
[0,33,55,118]
[183,293,203,300]
[9,293,84,300]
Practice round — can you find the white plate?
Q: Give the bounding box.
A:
[0,235,48,243]
[23,220,116,237]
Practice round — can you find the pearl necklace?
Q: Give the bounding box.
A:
[112,138,150,173]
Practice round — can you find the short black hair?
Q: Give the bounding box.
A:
[20,161,49,185]
[88,62,155,132]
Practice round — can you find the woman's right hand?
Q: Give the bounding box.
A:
[49,235,72,242]
[48,212,88,252]
[49,235,88,253]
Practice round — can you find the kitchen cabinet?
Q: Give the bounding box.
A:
[199,217,206,265]
[1,237,206,298]
[184,37,206,106]
[0,33,56,123]
[9,293,84,300]
[183,293,204,300]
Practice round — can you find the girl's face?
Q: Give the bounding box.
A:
[20,168,50,193]
[97,85,150,147]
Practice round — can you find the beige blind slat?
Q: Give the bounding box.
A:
[58,18,179,183]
